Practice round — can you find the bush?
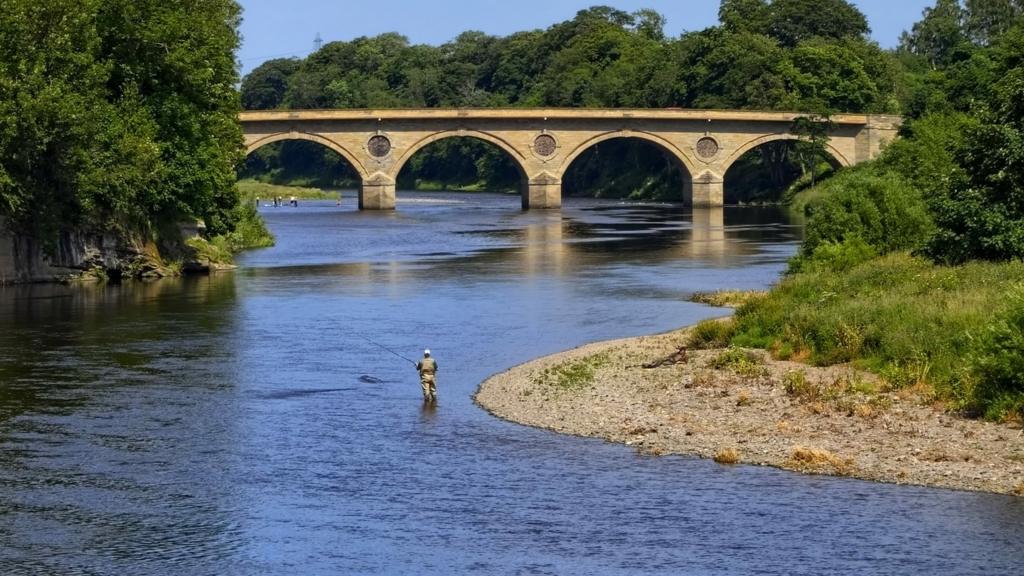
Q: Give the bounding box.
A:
[799,168,935,259]
[790,236,878,273]
[970,284,1024,420]
[688,318,736,349]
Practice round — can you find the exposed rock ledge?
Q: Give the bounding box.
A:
[0,219,216,284]
[475,326,1024,495]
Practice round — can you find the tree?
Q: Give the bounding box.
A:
[718,0,770,34]
[965,0,1024,45]
[900,0,970,69]
[98,0,244,234]
[241,58,300,110]
[926,23,1024,262]
[766,0,870,48]
[0,0,243,241]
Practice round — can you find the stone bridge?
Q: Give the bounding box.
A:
[240,108,900,209]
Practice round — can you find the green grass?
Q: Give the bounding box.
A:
[238,179,343,201]
[709,347,768,377]
[687,318,737,349]
[535,352,611,391]
[730,252,1024,419]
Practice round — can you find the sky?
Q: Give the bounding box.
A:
[237,0,935,76]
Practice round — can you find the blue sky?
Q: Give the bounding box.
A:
[237,0,934,75]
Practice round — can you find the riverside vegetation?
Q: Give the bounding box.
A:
[0,0,271,281]
[704,3,1024,422]
[477,2,1024,483]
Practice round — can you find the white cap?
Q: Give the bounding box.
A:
[424,349,431,355]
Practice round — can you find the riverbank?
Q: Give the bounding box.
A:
[475,325,1024,495]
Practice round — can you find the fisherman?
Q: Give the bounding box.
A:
[416,349,438,402]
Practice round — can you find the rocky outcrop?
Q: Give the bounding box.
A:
[0,218,187,284]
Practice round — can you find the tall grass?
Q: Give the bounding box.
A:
[730,252,1024,418]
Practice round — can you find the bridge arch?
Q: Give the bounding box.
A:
[721,133,852,176]
[245,131,369,179]
[558,130,698,180]
[389,130,529,183]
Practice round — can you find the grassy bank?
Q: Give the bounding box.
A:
[186,193,275,266]
[238,179,345,201]
[691,253,1024,420]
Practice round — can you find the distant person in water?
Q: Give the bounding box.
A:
[416,349,438,403]
[290,195,297,207]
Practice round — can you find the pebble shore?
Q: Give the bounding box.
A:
[475,326,1024,495]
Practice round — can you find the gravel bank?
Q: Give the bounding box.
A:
[475,326,1024,495]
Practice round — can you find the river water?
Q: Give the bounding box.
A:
[0,192,1020,575]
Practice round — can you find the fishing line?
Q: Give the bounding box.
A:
[357,334,417,365]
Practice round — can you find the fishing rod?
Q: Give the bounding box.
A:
[358,335,417,365]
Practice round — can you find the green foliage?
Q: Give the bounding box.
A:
[241,140,359,189]
[792,237,879,273]
[924,22,1024,263]
[0,0,244,248]
[239,3,901,202]
[730,252,1024,414]
[969,284,1024,419]
[241,58,300,110]
[796,167,935,261]
[535,352,610,391]
[688,318,738,349]
[710,347,767,377]
[396,137,521,192]
[765,0,870,48]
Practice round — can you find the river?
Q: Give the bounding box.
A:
[1,192,1020,575]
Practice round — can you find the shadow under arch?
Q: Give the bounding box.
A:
[721,133,850,204]
[245,131,369,180]
[722,133,852,174]
[559,131,696,204]
[389,130,530,202]
[390,130,529,183]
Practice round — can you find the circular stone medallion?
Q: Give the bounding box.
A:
[534,134,557,157]
[695,137,719,159]
[367,135,392,158]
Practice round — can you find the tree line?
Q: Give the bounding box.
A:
[239,1,902,200]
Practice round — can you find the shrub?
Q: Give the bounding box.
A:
[969,284,1024,420]
[713,448,741,464]
[790,236,878,273]
[800,168,935,259]
[732,252,1024,414]
[688,318,736,349]
[710,347,767,377]
[535,352,610,391]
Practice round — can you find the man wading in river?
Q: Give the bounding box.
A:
[416,350,438,403]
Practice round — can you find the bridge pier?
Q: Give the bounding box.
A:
[691,171,724,207]
[525,172,561,210]
[360,172,396,210]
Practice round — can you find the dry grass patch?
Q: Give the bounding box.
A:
[736,389,752,406]
[690,290,766,308]
[714,448,741,464]
[1013,482,1024,496]
[786,446,855,476]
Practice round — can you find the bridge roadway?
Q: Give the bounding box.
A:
[239,108,901,209]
